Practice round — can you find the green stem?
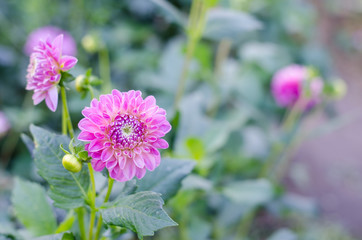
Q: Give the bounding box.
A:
[76,208,86,240]
[89,86,95,99]
[88,163,97,240]
[88,210,96,240]
[99,48,111,94]
[173,0,208,111]
[62,101,67,135]
[60,86,74,139]
[94,178,114,239]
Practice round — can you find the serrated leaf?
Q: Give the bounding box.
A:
[223,179,274,207]
[101,191,177,239]
[136,158,195,201]
[30,125,89,209]
[12,178,57,236]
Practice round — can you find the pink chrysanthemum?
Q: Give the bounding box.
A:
[271,64,323,108]
[26,34,78,112]
[24,26,77,56]
[78,90,171,182]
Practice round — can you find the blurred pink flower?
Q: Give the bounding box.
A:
[26,34,78,112]
[78,90,171,182]
[24,26,77,56]
[0,112,10,137]
[271,64,323,108]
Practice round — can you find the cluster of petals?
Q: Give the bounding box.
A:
[0,111,10,138]
[24,26,77,56]
[78,90,171,182]
[26,34,78,112]
[271,64,323,108]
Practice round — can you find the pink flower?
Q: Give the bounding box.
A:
[24,26,77,56]
[78,90,171,182]
[26,34,78,112]
[271,64,323,108]
[0,111,10,137]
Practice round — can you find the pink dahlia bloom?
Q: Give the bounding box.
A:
[0,112,10,137]
[24,26,77,56]
[78,90,171,182]
[271,64,323,108]
[26,34,78,112]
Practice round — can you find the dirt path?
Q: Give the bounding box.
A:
[287,0,362,236]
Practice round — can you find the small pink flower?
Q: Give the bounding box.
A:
[24,26,77,56]
[78,90,171,182]
[26,34,78,112]
[271,64,323,108]
[0,111,10,137]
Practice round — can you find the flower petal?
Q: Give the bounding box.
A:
[78,131,95,141]
[91,159,105,171]
[152,139,169,149]
[45,86,58,112]
[60,55,78,71]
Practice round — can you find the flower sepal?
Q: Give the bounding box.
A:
[59,71,75,86]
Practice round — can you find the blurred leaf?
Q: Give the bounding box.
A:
[203,8,262,41]
[32,232,75,240]
[267,228,297,240]
[281,193,318,217]
[223,179,274,207]
[12,178,57,236]
[188,217,211,240]
[136,158,195,201]
[239,42,292,73]
[30,125,89,209]
[185,137,205,161]
[182,174,213,191]
[150,0,187,26]
[101,191,177,239]
[193,42,212,71]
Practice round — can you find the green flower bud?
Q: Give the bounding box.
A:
[62,154,82,173]
[81,34,99,53]
[323,79,347,100]
[75,75,87,92]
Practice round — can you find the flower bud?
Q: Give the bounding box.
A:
[75,75,87,92]
[62,154,82,173]
[81,34,99,53]
[323,79,347,100]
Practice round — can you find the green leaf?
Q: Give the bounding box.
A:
[267,228,297,240]
[185,138,205,161]
[203,8,262,41]
[136,158,195,201]
[32,232,75,240]
[150,0,187,27]
[101,191,177,239]
[223,179,274,207]
[55,211,75,233]
[30,125,90,209]
[11,178,57,236]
